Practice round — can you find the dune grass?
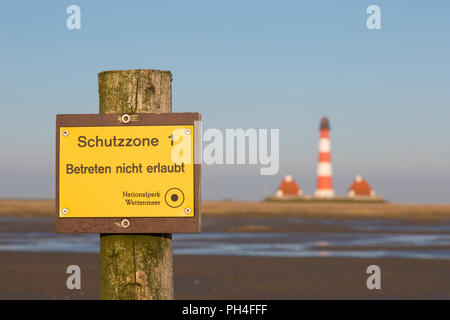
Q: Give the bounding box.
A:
[0,199,449,219]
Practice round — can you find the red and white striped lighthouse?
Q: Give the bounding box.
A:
[314,117,335,198]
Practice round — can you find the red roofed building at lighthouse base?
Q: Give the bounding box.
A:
[275,174,303,198]
[348,175,376,197]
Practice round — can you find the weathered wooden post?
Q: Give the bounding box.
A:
[56,68,200,300]
[98,69,173,300]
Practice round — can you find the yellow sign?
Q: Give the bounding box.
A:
[58,125,194,218]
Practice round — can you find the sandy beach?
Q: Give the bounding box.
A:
[1,252,450,299]
[1,200,450,299]
[2,199,450,219]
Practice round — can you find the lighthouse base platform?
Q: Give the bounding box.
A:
[265,195,385,203]
[314,190,335,198]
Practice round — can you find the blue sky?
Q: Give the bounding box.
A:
[0,1,449,202]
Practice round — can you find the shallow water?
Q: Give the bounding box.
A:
[0,217,450,259]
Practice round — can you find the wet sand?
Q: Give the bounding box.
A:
[2,214,449,235]
[1,251,450,299]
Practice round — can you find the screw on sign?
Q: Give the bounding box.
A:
[121,114,131,123]
[120,219,130,228]
[56,69,202,300]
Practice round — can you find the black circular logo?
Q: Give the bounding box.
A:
[165,188,184,208]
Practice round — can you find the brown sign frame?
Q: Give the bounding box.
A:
[55,112,201,233]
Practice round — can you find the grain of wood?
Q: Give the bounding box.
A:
[98,69,174,300]
[98,69,172,114]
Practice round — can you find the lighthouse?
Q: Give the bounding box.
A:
[314,117,335,198]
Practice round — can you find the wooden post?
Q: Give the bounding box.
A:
[98,69,174,300]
